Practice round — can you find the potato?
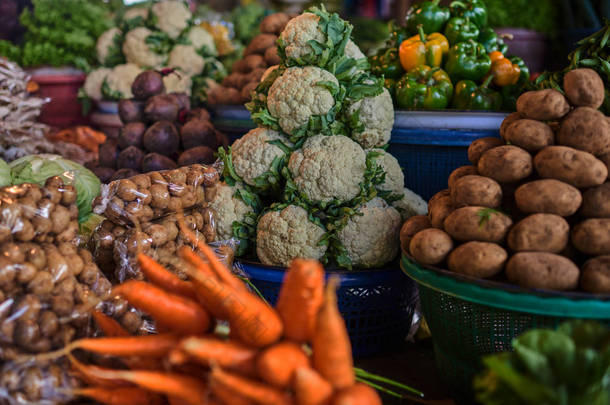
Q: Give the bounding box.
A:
[514,179,582,216]
[581,183,610,218]
[506,252,579,291]
[467,137,504,165]
[260,12,290,34]
[400,215,431,253]
[580,255,610,293]
[478,145,533,183]
[186,108,211,122]
[557,107,610,156]
[572,218,610,255]
[222,73,246,89]
[264,46,281,65]
[242,54,266,73]
[241,82,258,101]
[563,68,604,108]
[516,89,571,121]
[504,119,554,152]
[231,59,249,74]
[409,228,453,265]
[448,165,477,189]
[507,214,569,253]
[427,189,454,228]
[499,111,525,140]
[534,146,608,188]
[444,206,513,243]
[451,175,502,208]
[447,241,507,278]
[244,34,278,56]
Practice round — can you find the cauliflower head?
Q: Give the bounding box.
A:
[348,87,394,148]
[105,64,142,99]
[267,66,338,134]
[338,197,401,268]
[169,45,205,76]
[152,0,192,39]
[123,7,149,21]
[256,205,327,267]
[345,40,365,60]
[163,72,193,95]
[288,135,366,203]
[123,27,167,68]
[187,27,217,56]
[279,12,325,61]
[232,127,292,187]
[393,187,427,221]
[209,182,254,240]
[97,27,121,65]
[370,148,404,195]
[84,68,111,100]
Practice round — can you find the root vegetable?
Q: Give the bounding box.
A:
[142,121,180,156]
[444,206,513,243]
[409,228,453,265]
[448,165,477,189]
[468,137,504,165]
[118,99,144,124]
[294,367,333,405]
[210,367,292,405]
[448,242,507,278]
[118,122,146,149]
[451,175,502,208]
[507,214,570,253]
[256,341,310,388]
[506,252,579,291]
[516,89,570,121]
[557,107,610,156]
[571,218,610,255]
[477,145,533,184]
[504,119,554,152]
[132,71,165,100]
[534,146,607,188]
[563,68,604,108]
[400,215,431,253]
[144,94,180,122]
[142,153,178,173]
[514,179,582,216]
[177,336,257,373]
[99,140,120,169]
[180,119,217,150]
[580,183,610,218]
[117,146,144,171]
[580,255,610,294]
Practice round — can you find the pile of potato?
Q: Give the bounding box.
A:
[92,70,228,183]
[402,68,610,294]
[207,12,291,105]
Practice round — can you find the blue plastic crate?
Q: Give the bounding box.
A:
[237,261,419,357]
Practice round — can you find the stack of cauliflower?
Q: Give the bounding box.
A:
[213,7,426,269]
[83,0,225,104]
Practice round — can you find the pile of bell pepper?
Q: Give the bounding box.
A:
[370,0,530,111]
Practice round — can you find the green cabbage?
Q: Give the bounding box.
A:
[0,159,11,187]
[9,154,101,222]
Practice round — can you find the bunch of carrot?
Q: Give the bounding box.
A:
[29,225,383,405]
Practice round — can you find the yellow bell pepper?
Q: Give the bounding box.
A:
[488,51,521,86]
[399,25,449,72]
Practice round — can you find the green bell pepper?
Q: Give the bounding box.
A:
[500,57,529,110]
[395,65,454,109]
[370,48,404,80]
[450,0,488,28]
[478,27,508,54]
[510,56,530,84]
[444,16,480,45]
[384,78,397,101]
[444,40,491,82]
[452,75,502,110]
[405,0,450,35]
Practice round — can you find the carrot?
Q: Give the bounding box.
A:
[332,383,382,405]
[68,355,132,388]
[211,381,255,405]
[210,367,292,405]
[177,336,257,374]
[137,253,198,300]
[312,277,355,390]
[256,341,310,388]
[276,259,325,342]
[92,311,130,337]
[73,387,163,405]
[293,367,333,405]
[178,246,218,280]
[112,280,211,335]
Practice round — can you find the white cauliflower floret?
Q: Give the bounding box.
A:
[268,66,338,134]
[84,68,111,100]
[163,72,193,95]
[169,45,205,76]
[124,7,149,21]
[369,148,404,195]
[123,27,167,68]
[209,182,254,240]
[393,187,427,221]
[280,12,324,61]
[348,87,394,148]
[257,205,327,267]
[288,135,365,203]
[105,63,142,99]
[152,0,192,39]
[345,40,365,60]
[338,197,401,268]
[187,26,217,56]
[96,27,121,65]
[232,127,292,186]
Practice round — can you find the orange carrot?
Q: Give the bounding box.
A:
[178,244,246,293]
[332,383,382,405]
[312,277,355,390]
[92,311,130,337]
[177,336,257,374]
[112,280,211,335]
[74,387,163,405]
[210,367,292,405]
[276,259,325,342]
[178,246,218,280]
[68,355,132,388]
[256,341,310,388]
[211,381,255,405]
[293,367,333,405]
[137,253,198,300]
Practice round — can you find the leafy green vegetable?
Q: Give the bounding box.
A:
[481,0,558,35]
[101,78,123,101]
[145,31,174,55]
[230,2,268,45]
[0,159,11,187]
[78,213,106,242]
[102,31,126,67]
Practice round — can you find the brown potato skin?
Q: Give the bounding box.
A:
[507,214,570,253]
[400,215,431,254]
[581,183,610,218]
[478,145,533,183]
[499,111,525,140]
[534,146,608,188]
[504,119,554,152]
[244,34,278,56]
[580,255,610,293]
[557,107,610,156]
[447,241,507,278]
[506,252,579,291]
[443,206,513,243]
[516,89,571,121]
[599,152,610,174]
[428,190,454,229]
[514,179,582,217]
[563,68,604,109]
[572,218,610,255]
[448,165,477,189]
[409,228,453,265]
[451,175,502,208]
[468,137,504,165]
[259,13,290,35]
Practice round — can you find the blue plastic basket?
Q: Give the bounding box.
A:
[237,260,418,357]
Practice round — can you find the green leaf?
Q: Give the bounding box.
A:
[145,31,173,55]
[101,78,123,101]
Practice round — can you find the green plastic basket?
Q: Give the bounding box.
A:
[400,254,610,404]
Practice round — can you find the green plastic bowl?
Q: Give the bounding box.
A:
[401,254,610,404]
